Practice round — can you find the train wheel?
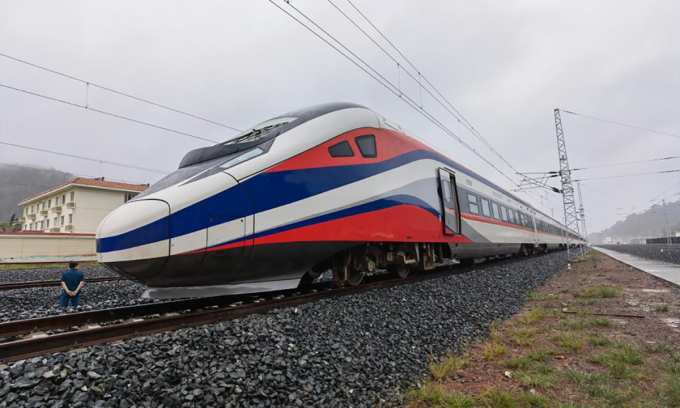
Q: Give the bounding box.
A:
[346,268,364,286]
[298,269,321,288]
[388,265,410,278]
[458,258,475,266]
[520,245,530,257]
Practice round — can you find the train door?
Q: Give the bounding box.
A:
[203,183,254,279]
[438,168,461,235]
[204,216,250,277]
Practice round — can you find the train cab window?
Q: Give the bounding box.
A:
[354,135,377,158]
[481,198,491,217]
[328,141,354,157]
[500,206,508,222]
[468,194,479,214]
[491,202,500,220]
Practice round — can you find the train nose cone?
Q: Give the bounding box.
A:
[96,200,171,280]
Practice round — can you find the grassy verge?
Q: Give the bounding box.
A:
[405,251,679,407]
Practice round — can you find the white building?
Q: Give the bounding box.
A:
[18,178,148,234]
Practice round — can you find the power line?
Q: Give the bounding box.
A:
[524,155,680,174]
[0,141,171,175]
[573,169,680,182]
[0,84,218,144]
[271,0,560,218]
[0,180,54,189]
[0,162,150,185]
[342,0,511,171]
[269,1,525,192]
[563,110,680,139]
[572,155,680,171]
[0,52,242,132]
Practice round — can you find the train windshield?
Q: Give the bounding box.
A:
[221,117,297,146]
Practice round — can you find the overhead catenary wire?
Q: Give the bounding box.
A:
[0,162,150,185]
[342,0,511,170]
[0,84,218,144]
[270,0,558,217]
[521,155,680,175]
[269,1,523,190]
[0,52,242,133]
[571,155,680,171]
[562,110,680,139]
[573,169,680,182]
[0,141,171,175]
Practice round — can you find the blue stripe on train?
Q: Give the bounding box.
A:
[98,148,529,253]
[202,194,440,250]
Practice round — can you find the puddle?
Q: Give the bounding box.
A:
[661,318,680,328]
[641,289,670,293]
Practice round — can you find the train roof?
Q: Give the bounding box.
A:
[179,102,368,168]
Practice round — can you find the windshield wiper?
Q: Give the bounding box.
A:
[222,122,290,145]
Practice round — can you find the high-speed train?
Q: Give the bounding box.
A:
[96,102,584,298]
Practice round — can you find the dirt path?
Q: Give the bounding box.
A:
[405,251,680,407]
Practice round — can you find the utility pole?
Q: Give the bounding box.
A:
[554,108,581,261]
[577,182,589,251]
[663,199,672,245]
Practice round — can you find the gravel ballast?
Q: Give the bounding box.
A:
[0,281,153,323]
[0,253,567,407]
[0,266,117,285]
[597,244,680,265]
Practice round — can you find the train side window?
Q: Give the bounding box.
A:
[491,202,500,220]
[468,194,479,214]
[509,210,516,224]
[481,198,491,217]
[500,206,508,222]
[328,141,354,157]
[355,135,377,158]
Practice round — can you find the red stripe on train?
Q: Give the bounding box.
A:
[253,205,473,245]
[267,128,434,172]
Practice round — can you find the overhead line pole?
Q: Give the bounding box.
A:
[663,199,672,245]
[554,108,580,261]
[577,182,589,250]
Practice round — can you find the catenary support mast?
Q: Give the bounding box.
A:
[577,182,589,251]
[554,108,581,261]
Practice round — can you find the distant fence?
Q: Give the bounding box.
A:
[0,232,96,259]
[646,237,680,244]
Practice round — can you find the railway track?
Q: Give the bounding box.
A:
[0,277,125,291]
[0,253,557,362]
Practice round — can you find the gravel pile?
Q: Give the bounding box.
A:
[0,266,117,285]
[0,281,153,323]
[0,253,566,407]
[597,244,680,265]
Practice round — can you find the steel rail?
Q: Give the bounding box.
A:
[0,263,479,362]
[0,290,280,338]
[0,277,125,291]
[0,252,557,362]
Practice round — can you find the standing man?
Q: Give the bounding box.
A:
[60,261,85,308]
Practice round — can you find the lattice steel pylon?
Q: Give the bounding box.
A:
[554,109,580,261]
[577,182,589,252]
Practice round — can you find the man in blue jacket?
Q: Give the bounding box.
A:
[60,261,85,308]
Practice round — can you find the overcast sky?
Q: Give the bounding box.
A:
[1,0,678,234]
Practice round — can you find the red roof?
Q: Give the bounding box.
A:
[19,177,148,204]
